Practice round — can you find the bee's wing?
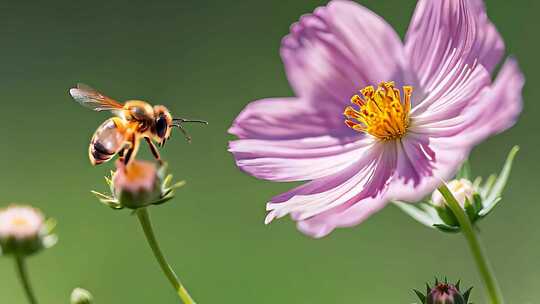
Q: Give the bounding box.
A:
[69,83,124,112]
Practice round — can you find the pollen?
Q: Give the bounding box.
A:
[344,81,412,140]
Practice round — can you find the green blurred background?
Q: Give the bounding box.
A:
[0,0,538,303]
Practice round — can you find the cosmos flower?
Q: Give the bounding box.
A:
[228,0,524,237]
[0,205,56,255]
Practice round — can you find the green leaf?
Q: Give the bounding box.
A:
[43,218,57,234]
[482,146,519,214]
[413,289,426,304]
[98,199,123,210]
[480,174,497,197]
[464,198,478,222]
[478,197,501,217]
[169,180,186,190]
[472,194,483,212]
[456,160,472,179]
[152,196,174,206]
[162,174,173,190]
[42,234,58,249]
[435,205,459,227]
[463,286,473,302]
[91,190,113,201]
[393,201,437,227]
[433,223,461,233]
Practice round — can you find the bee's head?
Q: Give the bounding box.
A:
[153,105,173,146]
[154,106,208,146]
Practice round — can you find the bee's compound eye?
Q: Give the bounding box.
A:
[156,116,168,138]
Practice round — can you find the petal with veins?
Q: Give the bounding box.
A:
[281,0,406,121]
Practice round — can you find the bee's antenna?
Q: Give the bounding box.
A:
[175,124,192,143]
[173,118,208,125]
[171,118,208,143]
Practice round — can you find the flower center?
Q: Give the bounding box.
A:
[11,217,29,228]
[344,81,412,140]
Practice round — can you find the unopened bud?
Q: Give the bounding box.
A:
[113,160,162,209]
[432,179,475,208]
[70,288,93,304]
[427,283,465,304]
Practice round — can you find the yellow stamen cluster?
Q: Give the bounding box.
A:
[344,81,412,140]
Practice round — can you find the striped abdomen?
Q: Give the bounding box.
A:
[89,118,127,165]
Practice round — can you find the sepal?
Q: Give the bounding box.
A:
[395,146,518,233]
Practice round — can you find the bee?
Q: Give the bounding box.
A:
[69,83,207,166]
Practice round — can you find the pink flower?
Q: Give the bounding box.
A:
[228,0,524,238]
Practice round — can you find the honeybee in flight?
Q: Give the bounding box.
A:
[69,83,207,166]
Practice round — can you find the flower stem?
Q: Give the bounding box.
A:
[136,207,196,304]
[438,185,504,304]
[14,254,38,304]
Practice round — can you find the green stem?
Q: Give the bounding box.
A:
[14,255,38,304]
[438,185,504,304]
[136,208,196,304]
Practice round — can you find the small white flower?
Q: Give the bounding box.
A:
[431,179,475,208]
[0,205,56,256]
[0,205,44,241]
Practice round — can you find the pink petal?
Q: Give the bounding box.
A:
[405,0,503,101]
[229,135,373,182]
[385,134,467,203]
[457,58,524,144]
[411,58,523,145]
[281,0,406,123]
[296,195,387,238]
[296,134,470,238]
[409,63,491,129]
[469,0,505,72]
[228,97,336,140]
[265,141,397,233]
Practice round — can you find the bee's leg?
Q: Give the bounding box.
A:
[123,133,138,166]
[118,148,126,163]
[144,137,163,164]
[123,149,133,166]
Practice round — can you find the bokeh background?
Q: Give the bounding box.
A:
[0,0,538,303]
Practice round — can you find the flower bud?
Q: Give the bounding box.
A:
[414,279,472,304]
[427,283,465,304]
[0,205,57,256]
[113,160,162,209]
[431,179,475,208]
[70,288,93,304]
[92,160,185,210]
